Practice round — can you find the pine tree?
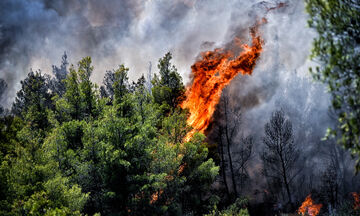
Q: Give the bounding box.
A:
[50,52,69,97]
[12,71,54,133]
[261,110,300,210]
[152,52,185,108]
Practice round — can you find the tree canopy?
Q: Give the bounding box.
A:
[306,0,360,170]
[0,53,220,216]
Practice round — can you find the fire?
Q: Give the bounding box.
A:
[150,190,164,205]
[297,194,322,216]
[352,192,360,210]
[180,22,264,141]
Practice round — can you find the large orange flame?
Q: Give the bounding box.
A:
[180,22,264,141]
[297,194,322,216]
[179,2,288,141]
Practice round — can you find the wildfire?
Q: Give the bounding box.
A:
[297,194,322,216]
[150,190,164,205]
[352,192,360,210]
[180,22,264,141]
[179,2,288,141]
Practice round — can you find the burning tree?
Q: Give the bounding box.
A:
[261,110,300,210]
[180,22,264,141]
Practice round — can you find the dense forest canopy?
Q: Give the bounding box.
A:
[0,0,359,216]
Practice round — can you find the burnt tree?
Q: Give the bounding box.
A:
[219,89,240,198]
[261,110,299,210]
[217,88,253,199]
[234,136,253,195]
[217,126,231,197]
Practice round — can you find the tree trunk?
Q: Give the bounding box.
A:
[224,99,238,198]
[280,147,294,210]
[219,128,230,197]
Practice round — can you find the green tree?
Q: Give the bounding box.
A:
[305,0,360,170]
[145,110,219,215]
[99,64,129,104]
[152,52,185,108]
[113,64,130,105]
[1,54,221,216]
[12,70,53,131]
[205,198,250,216]
[78,57,98,119]
[7,124,88,215]
[0,116,23,215]
[57,57,98,121]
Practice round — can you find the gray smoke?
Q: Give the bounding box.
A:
[202,0,359,201]
[0,0,244,107]
[0,0,286,107]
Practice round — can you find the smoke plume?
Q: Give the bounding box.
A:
[0,0,305,107]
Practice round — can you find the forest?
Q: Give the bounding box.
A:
[0,0,360,216]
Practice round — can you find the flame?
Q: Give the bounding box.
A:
[297,194,322,216]
[178,163,186,175]
[180,23,264,141]
[150,189,164,205]
[352,192,360,210]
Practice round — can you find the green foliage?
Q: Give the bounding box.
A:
[305,0,360,170]
[100,64,130,105]
[113,64,130,104]
[57,57,98,122]
[205,198,250,216]
[152,52,185,108]
[6,123,88,215]
[1,53,219,215]
[12,70,53,131]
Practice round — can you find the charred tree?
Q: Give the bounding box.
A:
[218,88,242,198]
[261,110,299,211]
[218,125,231,197]
[320,160,339,209]
[234,136,253,195]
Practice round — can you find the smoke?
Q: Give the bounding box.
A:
[0,0,234,107]
[212,0,359,201]
[0,0,287,107]
[227,0,339,169]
